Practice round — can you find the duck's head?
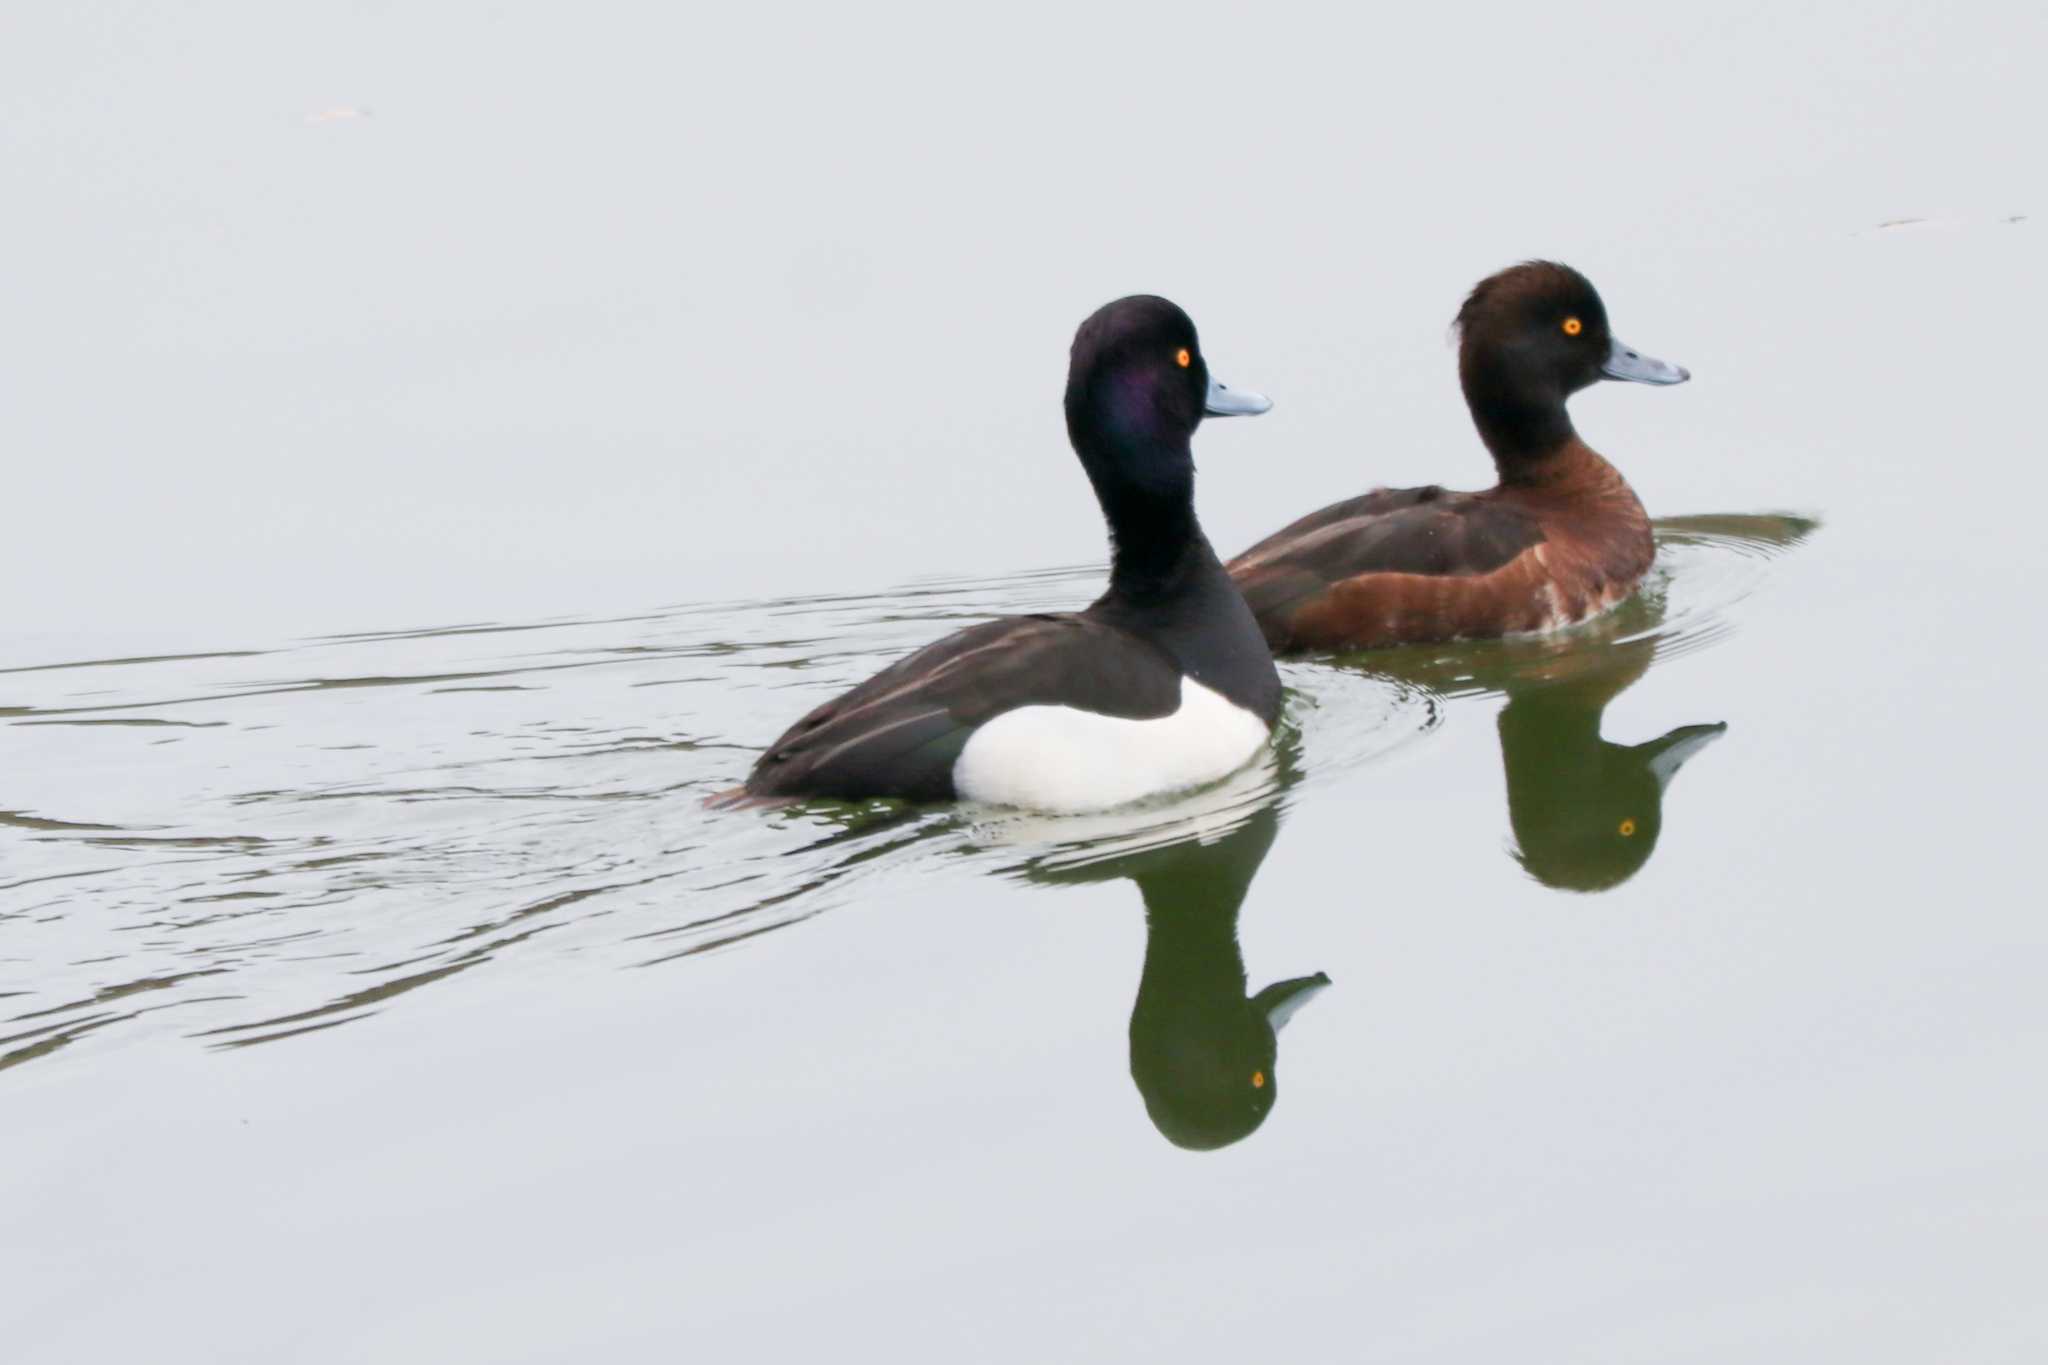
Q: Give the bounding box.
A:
[1064,295,1270,479]
[1455,262,1687,462]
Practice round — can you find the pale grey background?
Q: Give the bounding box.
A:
[3,1,2033,660]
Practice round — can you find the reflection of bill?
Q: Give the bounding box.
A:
[1351,512,1817,892]
[1017,756,1327,1151]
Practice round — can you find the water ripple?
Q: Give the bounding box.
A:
[0,520,1811,1074]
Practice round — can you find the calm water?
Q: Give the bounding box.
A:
[6,4,2047,1361]
[11,500,2046,1360]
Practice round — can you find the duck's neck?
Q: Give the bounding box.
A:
[1072,428,1220,606]
[1106,500,1223,605]
[1461,351,1580,486]
[1071,419,1281,724]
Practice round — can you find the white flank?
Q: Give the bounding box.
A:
[952,678,1270,814]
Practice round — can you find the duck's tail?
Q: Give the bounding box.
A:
[702,785,794,812]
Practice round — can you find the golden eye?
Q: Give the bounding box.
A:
[1562,317,1584,336]
[1175,347,1192,368]
[1251,1071,1265,1089]
[1618,818,1637,837]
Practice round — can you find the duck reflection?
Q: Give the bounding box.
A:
[1359,513,1817,891]
[1021,780,1327,1150]
[1495,645,1723,890]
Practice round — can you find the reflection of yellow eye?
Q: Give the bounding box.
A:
[1619,818,1637,837]
[1175,348,1192,368]
[1251,1071,1265,1089]
[1562,317,1584,336]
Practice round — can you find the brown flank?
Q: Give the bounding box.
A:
[1230,441,1652,653]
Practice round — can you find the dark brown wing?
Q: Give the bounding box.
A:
[1228,487,1545,649]
[1232,485,1459,563]
[741,613,1184,803]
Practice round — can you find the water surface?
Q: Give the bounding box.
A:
[8,409,2044,1364]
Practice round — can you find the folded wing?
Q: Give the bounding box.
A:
[1229,488,1545,648]
[743,613,1185,802]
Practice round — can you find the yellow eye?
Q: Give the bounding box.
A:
[1618,818,1637,837]
[1562,317,1584,336]
[1175,347,1192,368]
[1251,1071,1265,1089]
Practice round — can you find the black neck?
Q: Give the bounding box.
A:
[1462,353,1577,482]
[1072,430,1211,603]
[1069,413,1282,725]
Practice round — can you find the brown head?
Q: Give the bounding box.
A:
[1454,261,1688,476]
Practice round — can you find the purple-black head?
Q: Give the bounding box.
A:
[1063,296,1270,474]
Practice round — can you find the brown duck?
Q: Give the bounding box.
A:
[1229,262,1689,653]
